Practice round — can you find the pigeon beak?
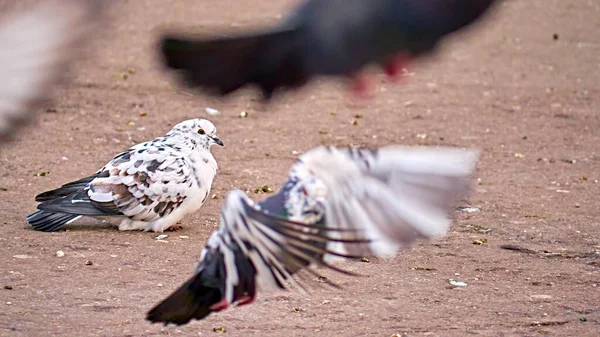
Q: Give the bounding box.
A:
[212,137,224,146]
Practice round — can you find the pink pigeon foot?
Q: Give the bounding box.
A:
[382,53,411,82]
[165,225,183,231]
[210,298,230,311]
[236,294,256,307]
[348,72,375,99]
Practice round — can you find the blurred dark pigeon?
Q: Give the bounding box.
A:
[146,145,479,325]
[159,0,498,99]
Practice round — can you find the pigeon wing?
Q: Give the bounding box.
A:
[146,189,366,325]
[296,146,479,257]
[38,143,196,221]
[0,0,106,140]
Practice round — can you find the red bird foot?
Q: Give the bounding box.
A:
[165,225,183,231]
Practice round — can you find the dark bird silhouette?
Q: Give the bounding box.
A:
[159,0,498,99]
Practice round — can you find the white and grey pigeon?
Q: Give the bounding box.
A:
[27,118,223,233]
[146,145,479,325]
[0,0,107,141]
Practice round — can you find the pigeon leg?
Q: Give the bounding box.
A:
[209,298,230,311]
[382,53,411,82]
[348,72,376,99]
[165,225,183,231]
[236,294,256,307]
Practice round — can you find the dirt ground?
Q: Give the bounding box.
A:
[1,0,599,336]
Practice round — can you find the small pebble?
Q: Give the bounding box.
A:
[205,107,220,116]
[56,251,65,258]
[85,260,93,266]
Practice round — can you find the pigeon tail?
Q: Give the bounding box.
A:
[147,246,258,325]
[26,211,81,232]
[160,27,309,99]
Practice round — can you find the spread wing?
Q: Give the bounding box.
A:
[297,145,479,258]
[147,190,368,325]
[0,0,106,140]
[37,142,197,222]
[147,146,479,325]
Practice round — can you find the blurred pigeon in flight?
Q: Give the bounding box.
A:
[27,118,223,233]
[159,0,497,99]
[147,145,479,325]
[0,0,107,141]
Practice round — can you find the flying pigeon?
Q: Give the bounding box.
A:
[159,0,498,99]
[146,145,479,325]
[0,0,107,141]
[27,118,224,233]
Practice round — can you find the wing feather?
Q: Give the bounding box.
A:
[0,0,106,140]
[297,145,479,257]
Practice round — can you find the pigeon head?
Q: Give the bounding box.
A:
[167,118,224,149]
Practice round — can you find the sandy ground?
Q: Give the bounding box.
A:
[1,0,599,336]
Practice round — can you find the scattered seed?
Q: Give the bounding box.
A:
[13,255,32,259]
[179,235,189,239]
[213,327,227,333]
[473,238,488,245]
[34,171,50,177]
[293,307,305,312]
[514,153,525,158]
[314,276,328,283]
[85,260,93,266]
[322,300,331,305]
[351,119,358,125]
[4,285,12,290]
[449,279,467,287]
[139,112,148,117]
[155,234,168,240]
[361,257,370,263]
[239,111,248,118]
[413,267,436,271]
[211,194,219,199]
[56,251,65,258]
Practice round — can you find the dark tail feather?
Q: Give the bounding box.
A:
[147,245,258,325]
[146,272,223,325]
[160,27,309,99]
[26,210,80,232]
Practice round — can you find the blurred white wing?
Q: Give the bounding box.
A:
[298,145,479,257]
[0,0,106,140]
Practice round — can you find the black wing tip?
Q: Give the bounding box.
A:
[26,211,76,232]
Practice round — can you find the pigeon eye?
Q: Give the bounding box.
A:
[197,128,205,135]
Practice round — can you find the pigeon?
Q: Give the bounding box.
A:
[27,118,224,233]
[159,0,498,99]
[146,145,479,325]
[0,0,107,141]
